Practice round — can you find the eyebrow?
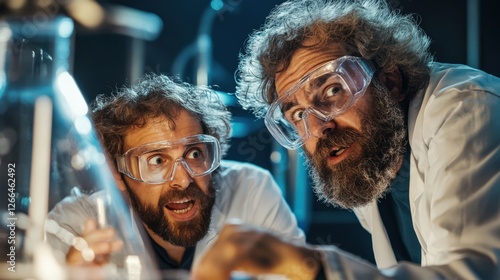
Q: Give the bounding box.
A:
[278,70,335,112]
[310,74,330,90]
[131,143,183,156]
[280,102,293,115]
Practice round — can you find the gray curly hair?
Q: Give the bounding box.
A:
[236,0,433,117]
[91,74,232,160]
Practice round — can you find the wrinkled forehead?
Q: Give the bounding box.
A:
[278,61,350,106]
[130,141,189,156]
[123,110,203,152]
[274,43,348,96]
[126,135,212,157]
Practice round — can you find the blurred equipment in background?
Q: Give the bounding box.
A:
[0,1,162,279]
[0,0,163,101]
[171,0,239,87]
[169,0,314,230]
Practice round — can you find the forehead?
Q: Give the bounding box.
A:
[123,109,203,151]
[275,43,347,96]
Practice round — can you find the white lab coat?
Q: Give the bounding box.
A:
[193,160,305,260]
[320,63,500,279]
[45,160,305,266]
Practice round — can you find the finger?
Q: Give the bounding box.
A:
[66,246,87,265]
[66,237,123,266]
[82,219,98,235]
[218,222,257,246]
[195,224,319,280]
[66,221,123,266]
[219,221,270,239]
[88,238,123,255]
[192,224,259,280]
[82,228,116,246]
[191,264,232,280]
[83,228,123,261]
[110,238,124,252]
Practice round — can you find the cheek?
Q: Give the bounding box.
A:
[334,107,364,131]
[350,93,374,130]
[303,138,318,156]
[193,176,212,194]
[124,178,161,205]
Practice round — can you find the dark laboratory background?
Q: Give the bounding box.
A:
[10,0,500,264]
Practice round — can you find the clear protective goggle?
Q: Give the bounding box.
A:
[116,134,221,184]
[265,56,375,150]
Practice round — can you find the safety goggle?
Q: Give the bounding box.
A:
[265,56,375,150]
[116,134,221,184]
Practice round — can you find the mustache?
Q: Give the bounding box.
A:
[158,182,215,206]
[316,128,364,155]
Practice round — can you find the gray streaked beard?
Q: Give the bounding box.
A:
[305,82,407,209]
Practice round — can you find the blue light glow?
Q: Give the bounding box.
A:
[210,0,224,11]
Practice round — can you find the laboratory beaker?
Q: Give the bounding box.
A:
[0,15,159,280]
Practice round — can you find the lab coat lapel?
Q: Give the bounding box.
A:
[370,201,398,268]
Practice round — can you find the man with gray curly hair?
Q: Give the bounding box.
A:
[193,0,500,279]
[45,74,304,273]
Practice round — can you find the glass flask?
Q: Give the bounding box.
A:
[0,15,160,280]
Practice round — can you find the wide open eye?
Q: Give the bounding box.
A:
[147,154,167,166]
[313,80,351,112]
[184,145,212,174]
[282,103,306,124]
[185,147,204,160]
[291,109,305,122]
[324,84,345,97]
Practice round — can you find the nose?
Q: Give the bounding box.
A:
[168,160,193,190]
[306,112,336,138]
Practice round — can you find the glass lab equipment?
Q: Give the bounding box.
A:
[0,15,159,280]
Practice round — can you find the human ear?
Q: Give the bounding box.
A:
[378,68,404,102]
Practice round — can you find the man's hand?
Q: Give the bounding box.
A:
[192,222,321,280]
[66,219,123,266]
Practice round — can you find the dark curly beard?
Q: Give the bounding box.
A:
[125,180,216,247]
[304,82,407,209]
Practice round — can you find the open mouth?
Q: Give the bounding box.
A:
[329,145,349,157]
[325,144,353,166]
[165,199,195,214]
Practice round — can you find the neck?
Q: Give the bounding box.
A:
[145,226,186,264]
